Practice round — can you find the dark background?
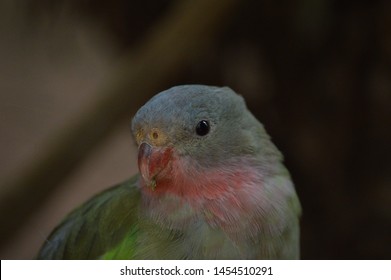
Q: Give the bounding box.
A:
[1,0,390,259]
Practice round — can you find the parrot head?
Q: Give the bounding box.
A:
[131,85,281,197]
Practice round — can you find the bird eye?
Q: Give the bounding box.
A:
[196,120,210,136]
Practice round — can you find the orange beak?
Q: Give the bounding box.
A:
[137,142,172,190]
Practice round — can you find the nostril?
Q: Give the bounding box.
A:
[148,129,167,146]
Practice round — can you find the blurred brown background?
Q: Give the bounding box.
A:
[1,0,390,259]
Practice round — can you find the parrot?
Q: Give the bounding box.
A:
[37,85,301,259]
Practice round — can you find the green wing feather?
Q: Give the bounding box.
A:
[37,176,141,259]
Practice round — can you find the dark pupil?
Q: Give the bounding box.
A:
[196,120,210,136]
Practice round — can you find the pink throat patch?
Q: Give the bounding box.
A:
[140,153,263,202]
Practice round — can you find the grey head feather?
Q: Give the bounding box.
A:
[131,85,282,168]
